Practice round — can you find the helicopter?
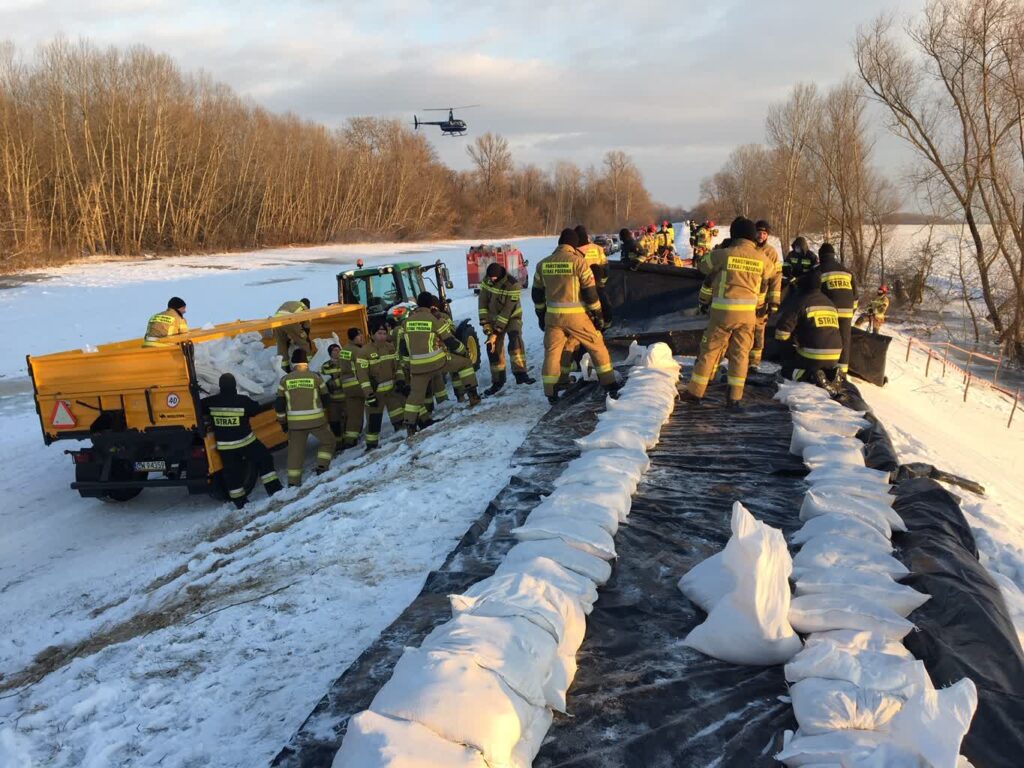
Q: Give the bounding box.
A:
[413,105,479,137]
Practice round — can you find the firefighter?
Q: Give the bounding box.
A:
[273,298,312,372]
[143,297,188,348]
[400,292,480,436]
[575,225,612,325]
[855,284,891,334]
[479,262,534,395]
[338,326,372,449]
[783,237,817,282]
[532,228,619,404]
[816,243,858,374]
[619,228,643,264]
[320,343,346,447]
[274,349,335,485]
[775,271,844,389]
[201,373,282,508]
[665,221,676,250]
[364,322,406,450]
[750,219,783,370]
[682,217,779,408]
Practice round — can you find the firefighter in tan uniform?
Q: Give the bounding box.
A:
[320,343,346,447]
[479,262,534,395]
[338,327,372,449]
[275,349,335,485]
[143,297,188,347]
[273,298,312,372]
[400,292,480,436]
[364,323,406,450]
[682,217,779,408]
[750,219,783,369]
[532,229,619,404]
[575,225,611,325]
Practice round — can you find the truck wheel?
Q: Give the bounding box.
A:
[100,460,144,503]
[456,321,482,370]
[208,459,257,502]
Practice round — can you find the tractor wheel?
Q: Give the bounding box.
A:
[456,320,482,371]
[100,459,145,503]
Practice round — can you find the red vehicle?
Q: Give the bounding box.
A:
[466,244,529,292]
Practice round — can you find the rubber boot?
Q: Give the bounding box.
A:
[514,372,537,385]
[467,388,482,407]
[484,381,504,396]
[679,390,702,404]
[603,384,621,400]
[265,479,283,496]
[233,497,247,509]
[725,398,743,410]
[406,423,418,438]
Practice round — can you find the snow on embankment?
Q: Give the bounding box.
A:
[677,381,977,767]
[334,344,681,768]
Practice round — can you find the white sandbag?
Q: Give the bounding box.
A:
[560,457,645,487]
[785,640,930,692]
[790,426,866,456]
[503,540,612,586]
[790,677,905,734]
[806,482,895,507]
[334,710,489,768]
[538,487,633,525]
[527,500,620,537]
[552,467,638,497]
[641,341,681,370]
[790,515,894,552]
[792,537,907,580]
[794,568,930,617]
[775,729,885,767]
[788,593,915,639]
[800,489,906,534]
[510,707,553,768]
[805,464,891,486]
[451,572,587,652]
[794,530,893,558]
[419,613,558,707]
[512,514,617,560]
[803,441,865,468]
[789,400,867,418]
[575,424,653,452]
[369,647,541,767]
[803,629,913,660]
[873,678,978,768]
[494,556,599,612]
[792,409,870,436]
[775,381,834,405]
[564,447,650,477]
[595,414,663,445]
[544,650,577,714]
[683,503,801,665]
[677,551,734,613]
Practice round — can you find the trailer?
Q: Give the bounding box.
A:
[27,303,368,501]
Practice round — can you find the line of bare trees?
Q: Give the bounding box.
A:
[856,0,1024,361]
[0,39,655,272]
[694,80,901,286]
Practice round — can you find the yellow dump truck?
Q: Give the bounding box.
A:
[27,303,368,501]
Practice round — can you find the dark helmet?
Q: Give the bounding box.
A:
[818,242,836,259]
[347,326,362,340]
[574,225,590,244]
[218,373,237,395]
[168,296,186,311]
[558,228,580,248]
[730,217,757,243]
[755,219,771,234]
[328,343,341,354]
[300,298,311,308]
[291,348,308,364]
[485,262,506,280]
[417,291,438,308]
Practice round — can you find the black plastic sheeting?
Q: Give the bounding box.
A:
[892,480,1024,768]
[604,263,707,355]
[271,385,607,767]
[848,328,892,387]
[836,384,900,473]
[534,373,805,767]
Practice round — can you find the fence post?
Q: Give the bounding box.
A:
[994,351,1004,386]
[1010,388,1020,428]
[905,337,913,362]
[925,349,933,378]
[964,371,972,402]
[942,342,949,377]
[964,351,973,385]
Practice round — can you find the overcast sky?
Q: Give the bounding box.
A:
[1,0,926,206]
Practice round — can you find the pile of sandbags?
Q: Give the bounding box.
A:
[333,343,681,768]
[773,381,977,768]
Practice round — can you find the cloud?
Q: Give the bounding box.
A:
[1,0,927,204]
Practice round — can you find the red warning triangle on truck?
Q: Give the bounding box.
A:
[50,400,77,428]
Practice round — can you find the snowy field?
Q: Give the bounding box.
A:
[0,237,557,766]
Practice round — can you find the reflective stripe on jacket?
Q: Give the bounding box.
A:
[143,309,188,347]
[775,289,843,362]
[479,274,524,333]
[274,364,328,425]
[698,239,778,316]
[530,245,600,327]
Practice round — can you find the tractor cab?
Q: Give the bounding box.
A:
[337,260,480,367]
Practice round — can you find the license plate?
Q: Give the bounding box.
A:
[133,460,166,472]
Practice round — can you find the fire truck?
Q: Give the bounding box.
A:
[466,244,529,292]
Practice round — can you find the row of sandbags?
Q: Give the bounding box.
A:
[773,381,977,768]
[333,343,682,767]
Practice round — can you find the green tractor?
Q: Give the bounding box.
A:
[337,259,481,368]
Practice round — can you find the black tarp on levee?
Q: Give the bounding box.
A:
[274,369,1023,767]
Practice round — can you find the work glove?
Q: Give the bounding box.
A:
[698,302,710,315]
[481,323,494,336]
[756,303,769,318]
[365,395,378,408]
[279,420,289,433]
[588,312,606,331]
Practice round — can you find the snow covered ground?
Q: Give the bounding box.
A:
[0,237,559,766]
[858,327,1024,646]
